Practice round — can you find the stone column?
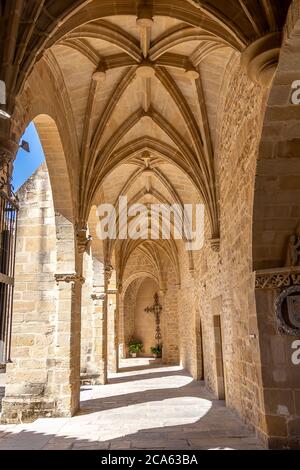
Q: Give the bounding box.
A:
[49,272,84,417]
[89,292,107,384]
[80,255,108,385]
[118,292,126,360]
[105,266,119,373]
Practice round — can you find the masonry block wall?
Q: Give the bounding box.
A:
[171,56,268,438]
[251,12,300,446]
[2,163,58,421]
[196,58,266,434]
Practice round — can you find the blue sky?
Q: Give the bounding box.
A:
[13,122,45,192]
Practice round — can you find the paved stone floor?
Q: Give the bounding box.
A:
[0,359,264,450]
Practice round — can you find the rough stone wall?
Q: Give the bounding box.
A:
[3,163,58,419]
[194,57,266,432]
[173,55,268,437]
[251,7,300,447]
[2,161,87,422]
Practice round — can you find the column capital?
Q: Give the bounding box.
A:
[0,140,18,192]
[91,293,106,302]
[76,222,92,254]
[107,288,118,295]
[104,264,114,283]
[241,32,282,87]
[0,140,18,161]
[55,273,85,285]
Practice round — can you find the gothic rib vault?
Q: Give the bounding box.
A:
[1,0,300,450]
[0,0,292,234]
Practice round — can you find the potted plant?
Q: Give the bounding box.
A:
[150,344,162,359]
[128,340,143,358]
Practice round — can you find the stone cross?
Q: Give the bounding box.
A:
[144,293,162,343]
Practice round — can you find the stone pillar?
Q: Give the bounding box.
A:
[89,292,107,384]
[118,294,125,359]
[105,266,119,373]
[82,257,107,385]
[50,272,84,417]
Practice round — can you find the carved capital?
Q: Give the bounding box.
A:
[55,273,85,285]
[241,32,282,87]
[255,267,300,290]
[91,293,106,302]
[0,140,18,192]
[76,223,92,254]
[0,140,18,161]
[107,288,118,295]
[104,264,114,283]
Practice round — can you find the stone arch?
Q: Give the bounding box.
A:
[32,115,74,223]
[12,52,80,223]
[253,0,300,270]
[120,275,153,359]
[121,271,161,297]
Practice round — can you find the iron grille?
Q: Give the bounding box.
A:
[0,189,18,364]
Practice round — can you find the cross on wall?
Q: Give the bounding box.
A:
[144,293,162,343]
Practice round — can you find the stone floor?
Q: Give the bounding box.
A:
[0,359,264,450]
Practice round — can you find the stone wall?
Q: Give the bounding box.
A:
[173,55,267,437]
[2,163,58,421]
[1,161,86,422]
[134,278,158,357]
[251,7,300,447]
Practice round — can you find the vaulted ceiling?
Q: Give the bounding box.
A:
[0,0,293,274]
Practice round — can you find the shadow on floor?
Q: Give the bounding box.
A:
[107,367,187,385]
[0,363,264,450]
[116,360,163,374]
[0,396,263,450]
